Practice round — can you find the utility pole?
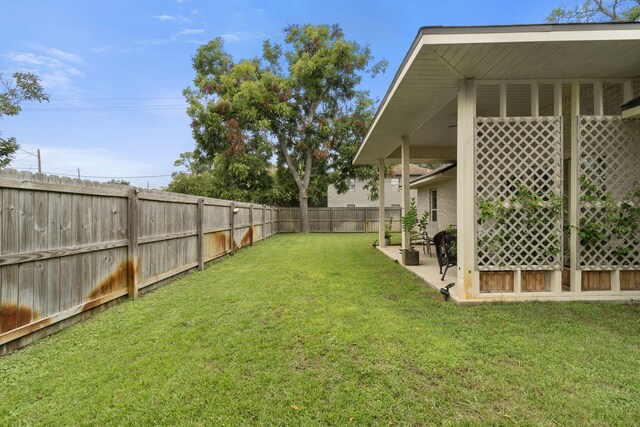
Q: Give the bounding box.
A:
[77,168,80,179]
[36,149,41,173]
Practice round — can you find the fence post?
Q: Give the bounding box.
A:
[364,207,368,233]
[230,202,236,255]
[249,204,254,246]
[262,204,266,240]
[127,188,139,299]
[197,198,204,270]
[329,207,333,233]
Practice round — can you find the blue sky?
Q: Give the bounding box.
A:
[1,0,563,187]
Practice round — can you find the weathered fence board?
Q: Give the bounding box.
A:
[277,207,401,233]
[0,167,398,353]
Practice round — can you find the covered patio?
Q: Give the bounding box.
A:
[356,23,640,302]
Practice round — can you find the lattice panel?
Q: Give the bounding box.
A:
[475,117,563,271]
[577,116,640,270]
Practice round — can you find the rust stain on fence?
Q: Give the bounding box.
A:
[206,231,229,257]
[241,227,253,247]
[87,260,130,300]
[0,304,38,333]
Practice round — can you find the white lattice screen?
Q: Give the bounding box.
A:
[577,116,640,270]
[475,117,563,271]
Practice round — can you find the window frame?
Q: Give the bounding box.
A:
[430,189,438,223]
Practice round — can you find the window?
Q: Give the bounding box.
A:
[349,179,356,192]
[346,204,355,207]
[391,204,400,207]
[430,189,438,222]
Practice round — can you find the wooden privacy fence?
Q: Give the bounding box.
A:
[0,169,278,353]
[277,207,402,233]
[0,169,396,353]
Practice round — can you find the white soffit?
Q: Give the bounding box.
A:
[354,23,640,165]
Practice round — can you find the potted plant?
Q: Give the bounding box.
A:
[400,198,420,265]
[384,217,393,246]
[418,210,429,234]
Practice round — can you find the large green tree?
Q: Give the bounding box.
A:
[184,24,386,231]
[0,72,49,167]
[547,0,639,22]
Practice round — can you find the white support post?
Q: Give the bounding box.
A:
[570,82,581,293]
[378,159,386,247]
[514,269,522,294]
[499,82,507,118]
[553,82,562,117]
[550,81,563,294]
[401,136,411,251]
[531,82,539,117]
[550,270,562,293]
[594,81,604,116]
[611,269,621,292]
[456,80,477,300]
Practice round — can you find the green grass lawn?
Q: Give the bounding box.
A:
[1,234,639,426]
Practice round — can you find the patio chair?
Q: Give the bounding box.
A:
[410,231,432,256]
[433,230,457,281]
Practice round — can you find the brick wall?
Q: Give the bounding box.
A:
[416,176,457,235]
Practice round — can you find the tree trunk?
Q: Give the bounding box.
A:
[299,189,310,232]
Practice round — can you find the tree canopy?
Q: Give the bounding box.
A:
[547,0,640,22]
[183,24,386,231]
[0,72,49,167]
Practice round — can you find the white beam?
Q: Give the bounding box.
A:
[553,82,562,116]
[531,82,539,117]
[420,28,640,46]
[378,159,386,247]
[570,82,581,293]
[456,80,477,300]
[594,81,604,116]
[401,137,411,251]
[499,82,507,118]
[551,81,563,293]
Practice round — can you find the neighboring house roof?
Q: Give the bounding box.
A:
[410,163,456,189]
[390,164,430,176]
[354,22,640,165]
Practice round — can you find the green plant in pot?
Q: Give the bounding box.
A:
[418,210,429,234]
[384,217,393,246]
[400,198,420,265]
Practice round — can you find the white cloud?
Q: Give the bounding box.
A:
[136,27,206,46]
[153,14,174,21]
[176,28,204,36]
[4,47,85,96]
[90,45,138,54]
[6,52,54,67]
[221,33,240,42]
[91,45,114,53]
[45,48,82,64]
[220,31,263,43]
[152,14,190,23]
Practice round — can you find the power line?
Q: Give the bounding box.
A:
[48,172,173,179]
[19,148,38,157]
[51,96,184,102]
[12,154,32,162]
[23,104,186,112]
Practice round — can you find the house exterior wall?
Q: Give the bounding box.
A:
[416,176,457,235]
[327,179,418,207]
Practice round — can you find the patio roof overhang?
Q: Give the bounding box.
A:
[353,23,640,165]
[409,163,456,189]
